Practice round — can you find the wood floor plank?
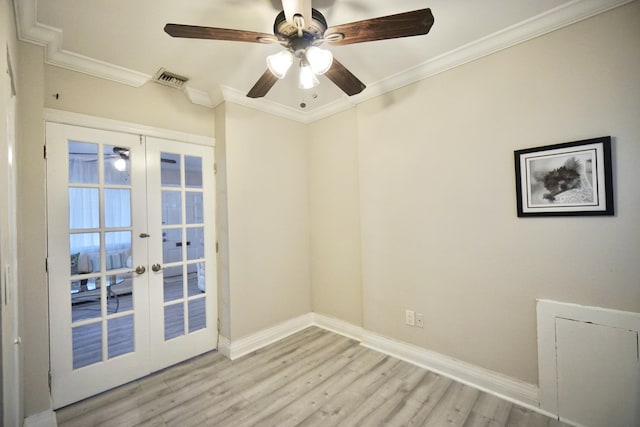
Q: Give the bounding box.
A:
[214,339,362,425]
[206,335,358,424]
[257,346,375,427]
[463,393,514,427]
[157,330,352,425]
[383,372,454,425]
[506,406,556,427]
[56,327,571,427]
[421,381,481,426]
[336,362,427,426]
[295,355,403,426]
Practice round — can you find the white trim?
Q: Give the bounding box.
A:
[14,0,214,107]
[221,86,358,124]
[185,87,218,109]
[221,86,312,124]
[44,109,215,147]
[15,0,633,121]
[348,0,635,114]
[361,330,542,411]
[311,313,363,342]
[217,335,231,359]
[227,313,314,360]
[536,299,640,417]
[223,312,548,415]
[23,410,57,427]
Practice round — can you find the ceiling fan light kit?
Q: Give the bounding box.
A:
[164,2,434,102]
[266,50,295,79]
[305,46,333,75]
[298,58,320,89]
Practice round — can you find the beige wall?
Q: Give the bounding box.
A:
[356,2,640,384]
[308,109,363,326]
[215,103,231,339]
[44,65,215,137]
[222,103,311,339]
[17,42,48,417]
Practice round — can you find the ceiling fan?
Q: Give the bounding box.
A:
[70,147,177,172]
[164,0,434,99]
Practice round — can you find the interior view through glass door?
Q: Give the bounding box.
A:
[46,122,217,409]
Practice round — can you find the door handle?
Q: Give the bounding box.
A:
[135,265,146,275]
[151,263,162,272]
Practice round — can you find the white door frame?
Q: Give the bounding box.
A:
[2,80,21,427]
[44,109,217,408]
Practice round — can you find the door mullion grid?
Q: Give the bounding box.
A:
[180,153,189,337]
[97,142,109,364]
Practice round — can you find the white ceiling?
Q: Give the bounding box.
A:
[15,0,632,122]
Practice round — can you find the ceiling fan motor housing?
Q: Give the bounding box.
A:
[274,9,330,55]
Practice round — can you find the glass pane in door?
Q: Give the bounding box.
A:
[185,192,203,224]
[69,188,99,230]
[185,156,202,188]
[161,153,181,187]
[68,141,98,184]
[188,298,206,332]
[108,315,134,358]
[104,145,130,185]
[164,303,184,340]
[159,151,208,343]
[72,322,102,369]
[163,265,183,302]
[104,189,131,228]
[67,139,136,369]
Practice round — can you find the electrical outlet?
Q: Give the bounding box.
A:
[416,313,424,328]
[405,309,415,326]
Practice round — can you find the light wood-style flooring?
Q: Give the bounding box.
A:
[56,327,569,427]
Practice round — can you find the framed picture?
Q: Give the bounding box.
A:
[514,136,614,217]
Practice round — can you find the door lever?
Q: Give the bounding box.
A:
[139,233,150,238]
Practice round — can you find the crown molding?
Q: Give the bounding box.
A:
[345,0,635,111]
[15,0,214,108]
[221,85,310,123]
[185,86,218,108]
[16,0,633,122]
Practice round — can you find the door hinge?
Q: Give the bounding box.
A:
[48,370,52,391]
[43,145,47,159]
[216,241,219,253]
[214,163,218,175]
[45,257,48,273]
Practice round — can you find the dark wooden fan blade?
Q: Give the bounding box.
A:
[164,24,277,44]
[324,8,434,46]
[247,70,279,98]
[323,58,366,96]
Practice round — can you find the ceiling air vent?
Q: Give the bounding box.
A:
[153,68,189,89]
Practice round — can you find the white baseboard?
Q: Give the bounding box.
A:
[227,313,313,360]
[311,313,364,342]
[217,334,231,359]
[361,330,540,410]
[24,410,57,427]
[222,312,542,414]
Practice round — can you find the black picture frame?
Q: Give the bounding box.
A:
[514,136,614,217]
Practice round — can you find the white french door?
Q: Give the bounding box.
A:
[46,122,217,408]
